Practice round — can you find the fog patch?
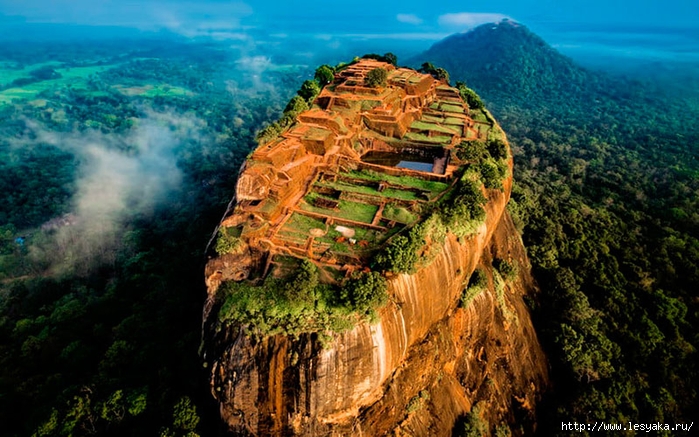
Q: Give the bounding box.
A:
[21,111,205,275]
[438,13,512,31]
[396,14,423,26]
[234,55,275,91]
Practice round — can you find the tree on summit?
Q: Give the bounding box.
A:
[382,52,398,66]
[365,68,388,88]
[434,68,449,83]
[419,62,449,83]
[284,95,309,116]
[419,62,436,74]
[314,65,335,86]
[298,79,321,102]
[361,52,398,66]
[456,81,484,109]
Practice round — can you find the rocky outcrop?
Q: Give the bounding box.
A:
[202,60,548,436]
[204,192,547,436]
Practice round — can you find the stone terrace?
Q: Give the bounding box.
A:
[220,59,495,281]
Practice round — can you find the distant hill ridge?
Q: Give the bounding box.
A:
[410,20,599,109]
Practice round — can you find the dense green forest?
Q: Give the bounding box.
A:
[417,22,698,436]
[2,23,698,436]
[0,38,303,436]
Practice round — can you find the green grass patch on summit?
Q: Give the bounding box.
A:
[316,180,419,201]
[301,193,379,224]
[410,120,459,135]
[382,205,417,223]
[404,132,452,144]
[344,169,449,194]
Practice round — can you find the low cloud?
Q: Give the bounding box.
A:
[326,32,448,41]
[438,12,511,30]
[1,0,253,38]
[234,56,275,91]
[20,111,206,275]
[396,13,423,25]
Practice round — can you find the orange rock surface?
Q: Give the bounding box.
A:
[207,60,482,287]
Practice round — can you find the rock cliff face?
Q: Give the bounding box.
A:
[202,60,548,436]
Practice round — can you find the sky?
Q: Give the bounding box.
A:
[1,1,698,63]
[1,0,697,36]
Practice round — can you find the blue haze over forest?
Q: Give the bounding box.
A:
[1,0,698,69]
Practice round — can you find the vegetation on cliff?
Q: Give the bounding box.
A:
[216,260,387,337]
[460,268,487,308]
[375,175,488,274]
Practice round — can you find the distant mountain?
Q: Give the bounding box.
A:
[409,20,599,110]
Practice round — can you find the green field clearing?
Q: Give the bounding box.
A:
[143,85,191,97]
[332,199,378,224]
[0,61,62,87]
[445,117,465,125]
[316,229,345,248]
[0,61,198,105]
[381,187,420,201]
[317,180,419,201]
[58,65,112,79]
[114,83,192,97]
[0,63,118,104]
[343,169,450,194]
[0,88,38,104]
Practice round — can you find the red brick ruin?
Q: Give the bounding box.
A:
[218,60,492,282]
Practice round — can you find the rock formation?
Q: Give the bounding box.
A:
[202,59,548,436]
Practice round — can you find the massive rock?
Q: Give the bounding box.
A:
[202,60,548,436]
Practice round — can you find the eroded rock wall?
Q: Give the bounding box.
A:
[360,212,548,436]
[203,177,548,436]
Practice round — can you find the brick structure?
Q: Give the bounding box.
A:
[219,60,489,279]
